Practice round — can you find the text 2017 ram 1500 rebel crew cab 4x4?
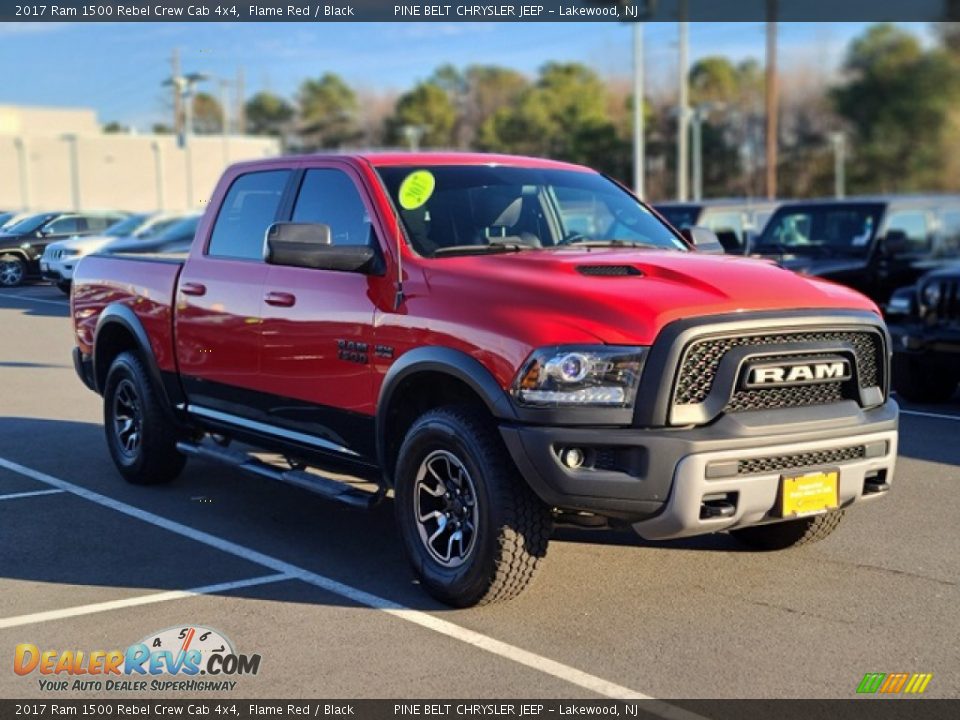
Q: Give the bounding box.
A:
[71,153,899,606]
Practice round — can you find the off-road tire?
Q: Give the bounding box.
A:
[394,406,552,607]
[730,510,845,551]
[0,255,26,287]
[892,353,959,403]
[103,351,186,485]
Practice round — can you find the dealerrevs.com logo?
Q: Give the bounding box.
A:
[14,625,261,692]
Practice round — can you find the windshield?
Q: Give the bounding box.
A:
[655,205,703,230]
[377,166,687,258]
[104,214,149,237]
[755,203,884,258]
[3,213,57,235]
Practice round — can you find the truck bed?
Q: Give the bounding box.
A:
[72,254,184,374]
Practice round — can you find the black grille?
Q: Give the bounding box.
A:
[576,265,642,276]
[737,445,866,475]
[931,279,960,322]
[673,330,884,408]
[727,382,845,413]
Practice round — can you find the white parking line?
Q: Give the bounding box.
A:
[0,488,64,501]
[900,409,960,422]
[0,291,68,308]
[0,574,289,630]
[0,455,691,709]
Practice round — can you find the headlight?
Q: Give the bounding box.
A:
[922,282,942,308]
[512,346,646,408]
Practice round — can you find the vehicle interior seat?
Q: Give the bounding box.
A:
[471,186,542,248]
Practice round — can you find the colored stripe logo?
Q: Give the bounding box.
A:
[857,672,933,695]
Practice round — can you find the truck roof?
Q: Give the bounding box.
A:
[227,151,594,173]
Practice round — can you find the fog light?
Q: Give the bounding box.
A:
[560,447,585,469]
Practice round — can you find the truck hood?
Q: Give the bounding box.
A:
[421,249,879,346]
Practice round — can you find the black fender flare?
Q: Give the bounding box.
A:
[93,304,186,416]
[375,347,517,473]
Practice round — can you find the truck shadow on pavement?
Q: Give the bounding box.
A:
[2,414,934,616]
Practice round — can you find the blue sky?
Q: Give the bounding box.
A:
[0,21,932,130]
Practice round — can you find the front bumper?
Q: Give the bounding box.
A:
[40,260,73,282]
[889,320,960,356]
[500,399,898,540]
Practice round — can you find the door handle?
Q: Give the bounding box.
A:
[264,291,296,308]
[180,282,207,297]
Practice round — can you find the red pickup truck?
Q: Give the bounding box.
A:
[71,153,898,606]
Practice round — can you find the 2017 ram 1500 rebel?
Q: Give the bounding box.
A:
[71,153,899,606]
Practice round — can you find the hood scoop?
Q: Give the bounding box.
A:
[576,264,643,277]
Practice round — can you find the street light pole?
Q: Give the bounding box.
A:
[632,22,645,199]
[691,108,703,202]
[830,132,846,199]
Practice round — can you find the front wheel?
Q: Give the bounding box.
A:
[394,407,552,607]
[0,255,26,287]
[103,351,186,485]
[730,510,845,551]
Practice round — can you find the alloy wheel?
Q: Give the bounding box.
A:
[413,449,479,568]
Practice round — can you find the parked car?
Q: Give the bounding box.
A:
[0,211,128,287]
[41,212,187,293]
[100,213,201,256]
[886,264,960,402]
[654,199,779,254]
[71,153,897,607]
[751,195,960,306]
[0,212,33,232]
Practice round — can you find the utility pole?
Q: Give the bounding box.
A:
[765,1,778,200]
[632,22,645,199]
[235,67,246,135]
[830,132,846,199]
[677,4,689,201]
[691,107,704,201]
[171,48,182,137]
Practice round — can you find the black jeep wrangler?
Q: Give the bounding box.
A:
[887,264,960,403]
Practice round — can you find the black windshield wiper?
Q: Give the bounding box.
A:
[432,243,530,257]
[551,239,665,250]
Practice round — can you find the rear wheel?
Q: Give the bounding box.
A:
[103,351,186,485]
[394,406,552,606]
[0,255,26,287]
[730,510,845,551]
[892,353,959,403]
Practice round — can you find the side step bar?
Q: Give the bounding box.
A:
[176,440,385,510]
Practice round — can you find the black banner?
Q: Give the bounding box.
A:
[0,0,955,22]
[0,700,958,720]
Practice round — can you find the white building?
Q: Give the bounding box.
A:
[0,104,280,212]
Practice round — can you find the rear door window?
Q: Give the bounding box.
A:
[291,169,374,247]
[885,210,932,253]
[44,216,86,235]
[939,211,960,255]
[208,170,291,260]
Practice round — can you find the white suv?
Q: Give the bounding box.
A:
[41,213,184,292]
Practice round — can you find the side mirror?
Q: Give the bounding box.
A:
[265,222,378,273]
[681,226,726,254]
[880,229,909,257]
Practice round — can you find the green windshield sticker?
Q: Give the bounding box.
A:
[398,170,436,210]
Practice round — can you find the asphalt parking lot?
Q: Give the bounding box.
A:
[0,284,958,701]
